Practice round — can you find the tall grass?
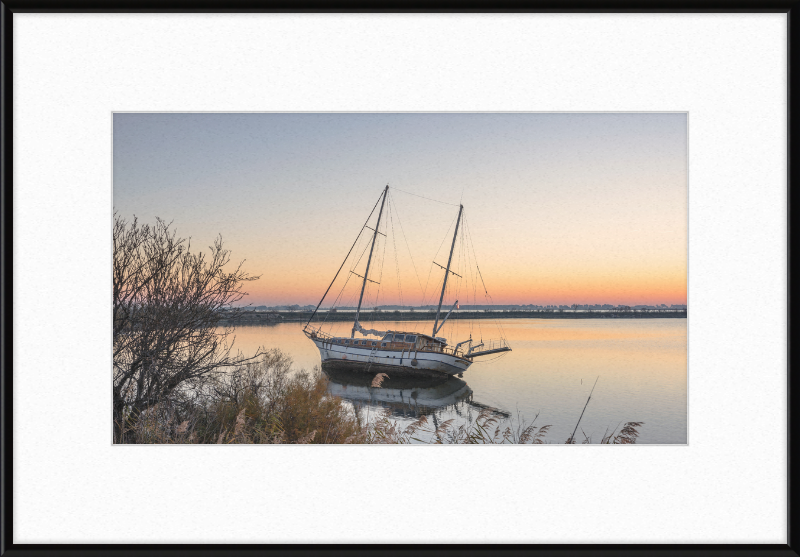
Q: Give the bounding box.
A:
[117,350,642,445]
[121,349,363,444]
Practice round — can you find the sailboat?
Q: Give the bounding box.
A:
[303,185,511,378]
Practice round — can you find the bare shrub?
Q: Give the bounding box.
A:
[113,212,262,442]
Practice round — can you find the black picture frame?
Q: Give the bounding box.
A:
[0,2,794,556]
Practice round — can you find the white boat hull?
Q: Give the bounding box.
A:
[310,338,472,376]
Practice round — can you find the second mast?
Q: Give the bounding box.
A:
[433,204,463,337]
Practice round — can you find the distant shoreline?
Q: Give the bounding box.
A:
[221,309,687,325]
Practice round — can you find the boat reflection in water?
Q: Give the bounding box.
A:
[323,369,510,421]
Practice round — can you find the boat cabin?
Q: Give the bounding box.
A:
[322,331,448,352]
[379,331,447,351]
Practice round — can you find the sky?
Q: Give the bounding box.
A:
[113,113,687,307]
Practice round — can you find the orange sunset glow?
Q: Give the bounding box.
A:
[113,113,687,307]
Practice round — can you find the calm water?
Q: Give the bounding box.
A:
[228,319,687,444]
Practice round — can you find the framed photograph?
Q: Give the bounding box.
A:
[1,3,793,555]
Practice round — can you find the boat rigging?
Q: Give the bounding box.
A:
[303,185,511,377]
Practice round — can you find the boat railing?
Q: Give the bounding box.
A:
[418,344,466,358]
[468,338,509,353]
[303,325,335,341]
[484,338,509,351]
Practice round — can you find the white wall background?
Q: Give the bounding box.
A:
[13,14,787,543]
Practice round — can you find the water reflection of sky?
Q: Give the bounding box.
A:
[228,319,687,444]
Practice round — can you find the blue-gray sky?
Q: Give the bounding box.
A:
[113,113,687,306]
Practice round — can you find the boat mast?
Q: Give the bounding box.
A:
[352,185,389,338]
[433,204,463,337]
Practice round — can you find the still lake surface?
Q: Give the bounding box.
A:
[229,319,687,444]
